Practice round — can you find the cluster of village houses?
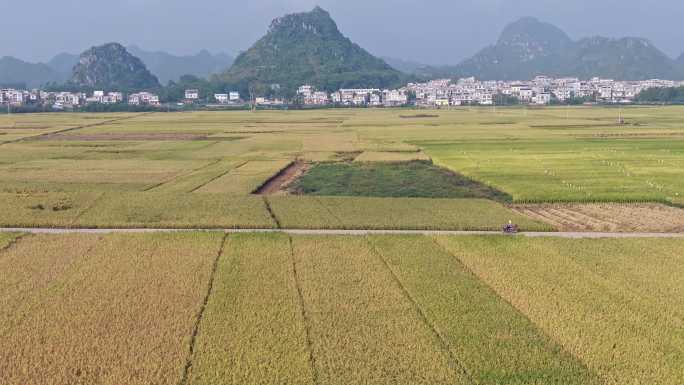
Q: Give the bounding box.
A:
[2,77,683,109]
[297,77,684,107]
[0,89,241,109]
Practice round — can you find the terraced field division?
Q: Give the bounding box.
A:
[0,107,682,232]
[1,232,682,384]
[1,108,683,384]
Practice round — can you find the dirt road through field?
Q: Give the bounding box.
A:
[1,227,683,238]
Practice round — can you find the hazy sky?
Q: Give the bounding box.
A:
[3,0,683,65]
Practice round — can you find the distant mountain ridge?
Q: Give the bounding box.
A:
[0,47,233,89]
[47,53,80,77]
[0,57,63,88]
[126,46,233,84]
[220,6,405,95]
[2,16,684,89]
[675,53,684,66]
[452,17,683,81]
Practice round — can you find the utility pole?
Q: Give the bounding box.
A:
[617,105,624,124]
[249,86,256,112]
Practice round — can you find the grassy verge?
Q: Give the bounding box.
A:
[0,233,21,249]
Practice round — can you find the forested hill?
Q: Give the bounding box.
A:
[219,6,405,96]
[70,43,160,91]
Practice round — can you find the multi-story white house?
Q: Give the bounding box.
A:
[307,91,329,105]
[214,94,229,104]
[533,93,552,105]
[129,92,160,106]
[382,89,408,107]
[184,89,199,100]
[297,85,314,96]
[0,89,27,105]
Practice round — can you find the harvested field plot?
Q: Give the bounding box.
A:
[0,232,224,385]
[511,203,684,232]
[436,236,684,385]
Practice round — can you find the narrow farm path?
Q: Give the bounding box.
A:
[0,112,152,146]
[1,227,683,238]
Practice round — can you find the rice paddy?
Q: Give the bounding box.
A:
[0,232,224,385]
[435,236,684,385]
[2,233,681,384]
[1,107,683,384]
[1,107,682,230]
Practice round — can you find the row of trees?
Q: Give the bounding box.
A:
[635,87,684,103]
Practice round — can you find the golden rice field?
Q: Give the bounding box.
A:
[1,232,682,384]
[1,108,683,384]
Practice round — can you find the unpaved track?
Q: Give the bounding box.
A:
[1,227,683,238]
[0,112,152,146]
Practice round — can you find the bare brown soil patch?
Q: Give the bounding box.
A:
[37,133,211,141]
[511,203,684,233]
[399,114,439,119]
[253,161,309,195]
[0,125,50,130]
